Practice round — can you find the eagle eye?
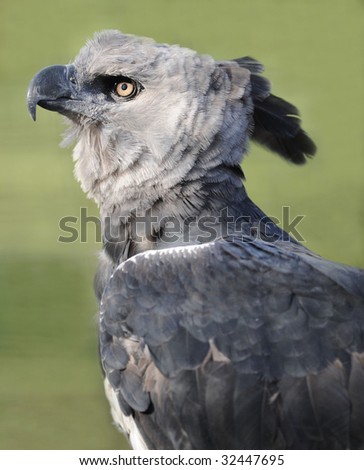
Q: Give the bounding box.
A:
[115,80,137,98]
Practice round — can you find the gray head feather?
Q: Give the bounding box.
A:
[62,30,252,214]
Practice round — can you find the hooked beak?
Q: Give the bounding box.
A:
[27,64,77,121]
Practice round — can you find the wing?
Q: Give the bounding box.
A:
[100,237,364,449]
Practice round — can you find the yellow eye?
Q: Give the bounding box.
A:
[115,81,135,97]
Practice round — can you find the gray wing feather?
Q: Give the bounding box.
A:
[100,237,364,449]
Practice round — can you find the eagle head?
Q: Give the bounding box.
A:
[27,30,251,210]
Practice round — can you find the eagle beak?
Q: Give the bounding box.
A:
[27,65,75,121]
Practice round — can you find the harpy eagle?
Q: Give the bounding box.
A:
[27,30,364,450]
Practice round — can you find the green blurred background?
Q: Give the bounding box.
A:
[0,0,363,450]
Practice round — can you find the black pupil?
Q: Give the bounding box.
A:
[121,83,128,90]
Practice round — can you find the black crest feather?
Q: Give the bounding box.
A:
[235,57,317,164]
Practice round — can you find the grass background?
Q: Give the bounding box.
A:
[0,0,363,450]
